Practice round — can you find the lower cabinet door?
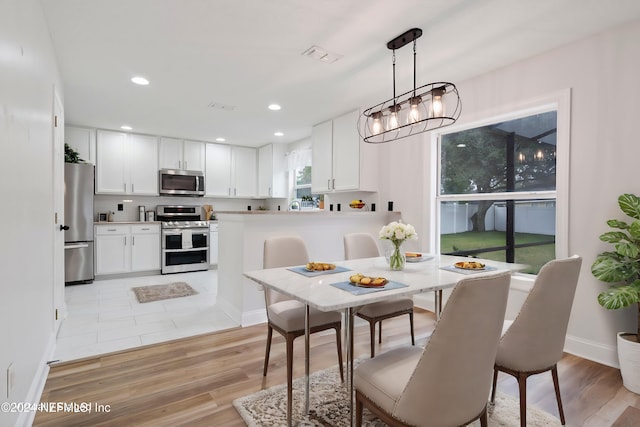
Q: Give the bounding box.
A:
[95,234,130,275]
[131,233,160,272]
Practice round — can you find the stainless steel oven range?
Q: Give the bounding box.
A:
[157,205,209,274]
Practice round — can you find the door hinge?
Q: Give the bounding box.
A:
[55,309,58,320]
[54,115,58,127]
[55,212,58,224]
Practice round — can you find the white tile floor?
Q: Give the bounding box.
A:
[55,269,238,362]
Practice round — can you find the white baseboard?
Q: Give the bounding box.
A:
[217,297,242,325]
[16,332,56,427]
[564,334,619,368]
[241,308,267,327]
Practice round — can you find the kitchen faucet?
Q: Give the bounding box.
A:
[288,200,301,211]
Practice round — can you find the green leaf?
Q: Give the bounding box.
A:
[616,242,640,258]
[592,256,633,282]
[619,194,640,220]
[607,219,629,230]
[600,231,629,243]
[597,286,640,310]
[629,221,640,240]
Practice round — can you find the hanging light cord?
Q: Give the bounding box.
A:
[412,39,417,97]
[392,49,397,106]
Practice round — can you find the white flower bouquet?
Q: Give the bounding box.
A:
[379,221,417,270]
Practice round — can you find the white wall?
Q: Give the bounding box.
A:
[378,18,640,367]
[0,0,63,425]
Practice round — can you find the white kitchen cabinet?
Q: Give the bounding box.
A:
[159,137,205,171]
[205,143,232,196]
[65,126,96,164]
[131,224,161,272]
[205,143,256,197]
[209,222,219,265]
[231,146,257,197]
[258,143,287,198]
[95,225,130,275]
[96,130,159,195]
[95,224,160,276]
[311,109,377,193]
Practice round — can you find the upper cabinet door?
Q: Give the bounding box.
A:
[258,144,273,197]
[205,143,232,196]
[332,109,359,191]
[183,140,205,172]
[96,130,127,194]
[311,120,333,192]
[65,126,96,164]
[231,146,257,197]
[159,137,182,170]
[128,134,159,195]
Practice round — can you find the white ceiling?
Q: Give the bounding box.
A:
[40,0,640,148]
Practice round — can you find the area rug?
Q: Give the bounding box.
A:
[233,365,562,426]
[132,282,198,303]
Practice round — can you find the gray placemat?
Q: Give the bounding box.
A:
[288,265,351,277]
[440,265,498,275]
[330,280,408,295]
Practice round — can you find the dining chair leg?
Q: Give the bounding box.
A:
[479,404,488,427]
[355,392,364,427]
[490,367,498,403]
[286,334,295,427]
[335,326,345,382]
[369,320,376,358]
[263,325,273,376]
[551,365,566,425]
[409,311,415,346]
[517,372,527,427]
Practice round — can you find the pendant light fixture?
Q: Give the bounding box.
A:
[359,28,461,143]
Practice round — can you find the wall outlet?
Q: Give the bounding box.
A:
[117,203,124,211]
[7,363,14,399]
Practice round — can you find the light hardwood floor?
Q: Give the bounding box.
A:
[35,308,640,426]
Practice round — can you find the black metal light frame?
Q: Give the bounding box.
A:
[359,28,462,144]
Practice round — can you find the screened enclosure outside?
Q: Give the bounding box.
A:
[439,111,557,274]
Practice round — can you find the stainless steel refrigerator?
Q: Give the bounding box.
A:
[64,163,95,284]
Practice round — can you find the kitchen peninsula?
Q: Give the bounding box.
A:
[216,210,401,325]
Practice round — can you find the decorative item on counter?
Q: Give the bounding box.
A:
[330,204,334,211]
[349,199,366,209]
[247,206,252,211]
[203,205,214,220]
[107,211,114,222]
[379,220,418,271]
[337,203,341,211]
[98,213,108,222]
[371,203,376,212]
[388,201,394,211]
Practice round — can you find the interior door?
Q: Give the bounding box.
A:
[53,90,65,334]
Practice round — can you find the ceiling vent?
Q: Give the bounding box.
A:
[208,102,237,111]
[301,45,342,64]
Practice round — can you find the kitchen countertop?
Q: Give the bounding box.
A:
[94,221,163,225]
[214,210,397,215]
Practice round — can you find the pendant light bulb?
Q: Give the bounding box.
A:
[429,87,446,118]
[387,104,401,130]
[407,96,422,124]
[371,111,384,135]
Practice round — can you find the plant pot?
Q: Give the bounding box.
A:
[617,332,640,394]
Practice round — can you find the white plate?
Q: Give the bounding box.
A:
[405,255,434,263]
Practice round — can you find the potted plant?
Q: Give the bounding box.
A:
[592,193,640,393]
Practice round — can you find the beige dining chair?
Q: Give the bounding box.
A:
[491,255,582,426]
[354,271,512,427]
[262,236,344,420]
[343,232,415,357]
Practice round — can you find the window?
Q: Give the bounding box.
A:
[437,110,558,274]
[294,166,321,208]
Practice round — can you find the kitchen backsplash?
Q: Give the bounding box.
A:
[94,195,287,222]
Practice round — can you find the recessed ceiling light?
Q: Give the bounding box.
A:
[274,132,284,137]
[131,76,149,85]
[268,104,281,111]
[120,125,132,130]
[216,137,225,142]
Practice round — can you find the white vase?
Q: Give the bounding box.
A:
[617,332,640,394]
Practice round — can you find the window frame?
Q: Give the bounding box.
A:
[429,89,571,276]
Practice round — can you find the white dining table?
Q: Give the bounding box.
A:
[244,254,526,426]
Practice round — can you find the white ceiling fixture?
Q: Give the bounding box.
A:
[268,104,281,111]
[274,132,284,137]
[130,76,149,86]
[215,137,225,142]
[301,45,343,64]
[120,125,132,130]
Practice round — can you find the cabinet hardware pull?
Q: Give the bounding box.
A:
[124,236,127,246]
[178,160,181,169]
[107,228,117,231]
[124,183,126,192]
[332,178,335,189]
[132,236,135,245]
[327,179,331,190]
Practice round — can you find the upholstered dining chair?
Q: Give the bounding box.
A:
[490,255,582,426]
[343,232,415,357]
[262,236,344,419]
[354,271,511,427]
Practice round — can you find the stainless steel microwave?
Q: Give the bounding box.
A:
[159,169,205,196]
